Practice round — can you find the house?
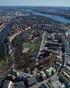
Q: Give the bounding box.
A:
[45,67,56,77]
[26,75,37,86]
[40,71,47,80]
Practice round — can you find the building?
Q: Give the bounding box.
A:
[51,80,65,88]
[45,67,56,77]
[12,81,25,88]
[27,75,37,86]
[40,71,47,80]
[2,80,13,88]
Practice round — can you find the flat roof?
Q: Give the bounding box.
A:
[51,80,65,88]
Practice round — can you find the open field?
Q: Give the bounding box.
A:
[23,41,37,50]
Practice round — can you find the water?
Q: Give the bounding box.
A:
[29,10,70,24]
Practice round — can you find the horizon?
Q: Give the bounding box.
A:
[0,6,70,8]
[0,0,70,7]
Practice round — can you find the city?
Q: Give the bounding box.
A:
[0,6,70,88]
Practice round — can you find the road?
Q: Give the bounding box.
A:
[37,31,46,57]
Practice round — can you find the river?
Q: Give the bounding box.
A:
[34,12,70,24]
[26,9,70,24]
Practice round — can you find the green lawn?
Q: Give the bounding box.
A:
[23,41,37,50]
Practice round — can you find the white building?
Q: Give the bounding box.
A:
[45,67,56,77]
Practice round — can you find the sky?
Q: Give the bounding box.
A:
[0,0,70,6]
